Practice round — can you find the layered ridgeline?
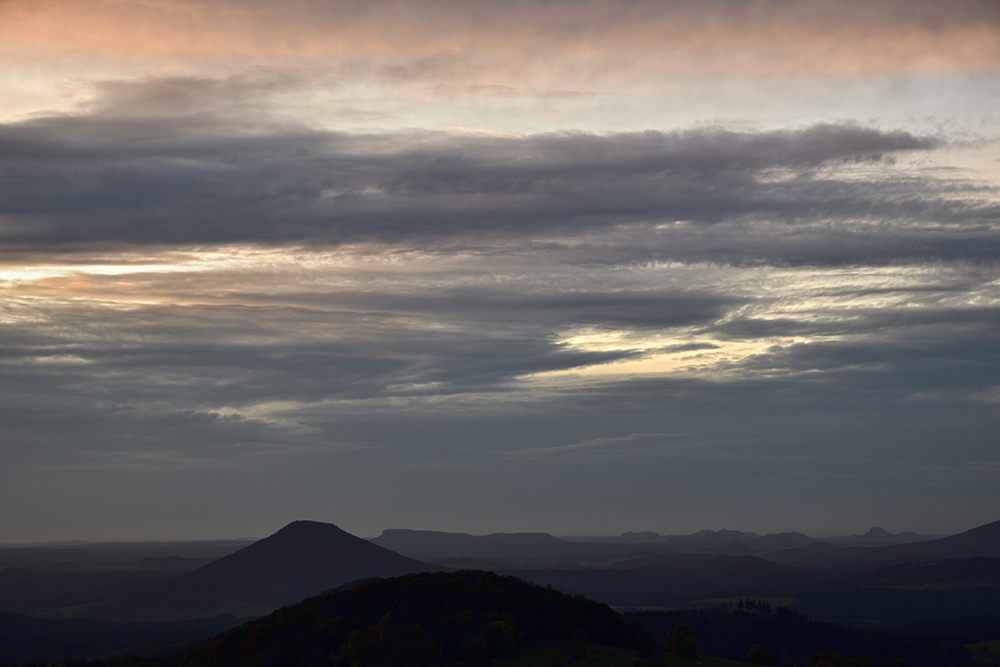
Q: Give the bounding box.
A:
[486,519,1000,626]
[371,520,1000,567]
[10,518,999,626]
[766,517,1000,569]
[3,521,1000,665]
[92,521,434,622]
[162,570,655,667]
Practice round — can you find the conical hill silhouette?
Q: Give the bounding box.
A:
[111,521,432,621]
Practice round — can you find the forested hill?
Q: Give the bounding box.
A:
[162,570,654,666]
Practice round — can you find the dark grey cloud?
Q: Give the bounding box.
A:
[3,91,995,266]
[326,288,740,329]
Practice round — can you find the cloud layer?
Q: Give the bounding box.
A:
[1,1,998,541]
[3,96,995,267]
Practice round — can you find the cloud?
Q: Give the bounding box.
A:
[1,5,998,540]
[3,93,995,269]
[3,0,998,76]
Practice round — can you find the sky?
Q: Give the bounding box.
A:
[1,0,998,543]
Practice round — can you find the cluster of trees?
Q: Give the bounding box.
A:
[738,598,774,617]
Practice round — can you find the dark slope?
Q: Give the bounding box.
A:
[106,521,434,621]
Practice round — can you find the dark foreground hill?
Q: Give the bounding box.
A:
[98,521,433,621]
[140,571,654,667]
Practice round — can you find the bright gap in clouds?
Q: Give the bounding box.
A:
[541,263,1000,380]
[4,244,995,385]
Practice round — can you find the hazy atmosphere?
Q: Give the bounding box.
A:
[1,0,998,542]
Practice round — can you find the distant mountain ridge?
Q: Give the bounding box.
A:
[371,529,617,561]
[371,525,935,563]
[880,518,1000,560]
[823,526,942,546]
[768,518,1000,570]
[9,518,1000,631]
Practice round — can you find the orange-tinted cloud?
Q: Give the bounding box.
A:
[1,0,998,79]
